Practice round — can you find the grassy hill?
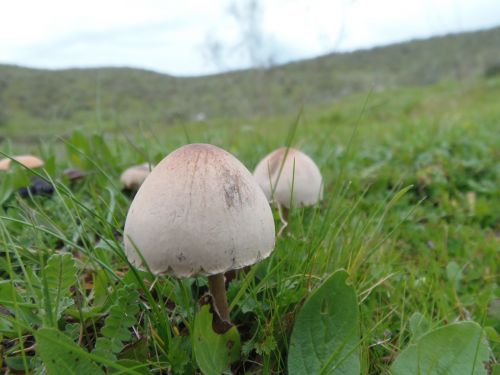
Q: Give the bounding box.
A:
[1,26,500,139]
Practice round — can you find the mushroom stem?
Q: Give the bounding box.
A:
[277,204,289,237]
[208,273,231,324]
[282,206,289,223]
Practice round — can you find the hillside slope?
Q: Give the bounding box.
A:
[0,26,499,137]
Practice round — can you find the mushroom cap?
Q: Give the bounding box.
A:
[62,168,86,182]
[253,147,323,208]
[124,144,275,278]
[120,163,153,190]
[0,155,44,170]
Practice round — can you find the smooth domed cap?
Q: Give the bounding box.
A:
[120,163,153,190]
[253,147,323,208]
[0,155,45,171]
[124,144,275,277]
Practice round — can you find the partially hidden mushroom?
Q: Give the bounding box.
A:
[0,155,52,198]
[63,168,86,183]
[0,155,44,170]
[120,163,154,192]
[0,156,85,199]
[124,144,275,331]
[253,147,323,231]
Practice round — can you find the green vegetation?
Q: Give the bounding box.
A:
[1,26,500,139]
[0,71,498,373]
[0,27,499,374]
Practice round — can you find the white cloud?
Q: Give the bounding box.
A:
[0,0,498,75]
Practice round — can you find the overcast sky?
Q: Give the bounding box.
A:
[0,0,499,76]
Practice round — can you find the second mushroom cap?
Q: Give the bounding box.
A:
[253,147,323,208]
[120,163,154,191]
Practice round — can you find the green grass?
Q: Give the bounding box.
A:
[1,26,500,139]
[0,76,499,373]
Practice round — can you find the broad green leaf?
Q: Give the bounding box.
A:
[391,321,490,375]
[288,269,360,375]
[92,269,111,307]
[446,261,462,289]
[44,254,77,297]
[42,253,77,324]
[193,305,241,375]
[36,327,104,375]
[409,312,430,340]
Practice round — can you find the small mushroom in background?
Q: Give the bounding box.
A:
[253,147,323,234]
[124,144,275,332]
[63,168,86,184]
[0,155,52,198]
[17,179,54,198]
[19,168,86,198]
[0,155,85,199]
[0,155,45,170]
[120,163,154,193]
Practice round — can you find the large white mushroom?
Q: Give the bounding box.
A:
[124,144,275,328]
[120,163,154,191]
[0,155,44,170]
[253,147,323,230]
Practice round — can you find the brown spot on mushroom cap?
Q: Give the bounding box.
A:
[0,155,44,170]
[221,165,249,208]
